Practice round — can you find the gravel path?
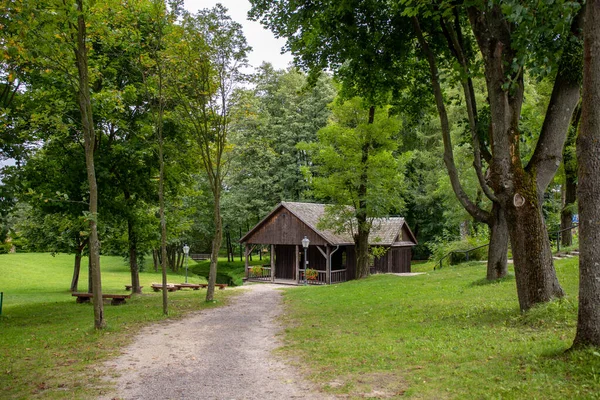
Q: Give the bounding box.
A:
[100,284,333,400]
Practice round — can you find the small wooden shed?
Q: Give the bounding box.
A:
[240,202,417,285]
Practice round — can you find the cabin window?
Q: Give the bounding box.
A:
[341,251,347,267]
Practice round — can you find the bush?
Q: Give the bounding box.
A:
[429,236,489,268]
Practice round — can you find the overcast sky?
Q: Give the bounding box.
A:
[184,0,294,70]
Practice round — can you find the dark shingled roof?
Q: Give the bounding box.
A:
[243,201,416,246]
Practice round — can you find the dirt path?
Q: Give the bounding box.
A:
[100,284,333,400]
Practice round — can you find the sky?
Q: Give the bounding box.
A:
[184,0,294,70]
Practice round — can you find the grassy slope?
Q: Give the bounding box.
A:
[0,253,235,399]
[280,259,600,399]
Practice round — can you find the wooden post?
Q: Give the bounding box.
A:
[271,244,275,282]
[244,244,249,278]
[295,244,300,282]
[326,245,331,284]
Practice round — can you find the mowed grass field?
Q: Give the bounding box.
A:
[0,252,236,399]
[2,253,600,399]
[278,258,600,399]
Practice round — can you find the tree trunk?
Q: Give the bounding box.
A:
[467,4,569,310]
[153,249,159,272]
[75,0,104,329]
[353,106,374,280]
[70,237,87,292]
[505,174,564,309]
[159,125,168,315]
[573,0,600,348]
[354,224,370,279]
[70,251,82,292]
[486,202,508,280]
[127,218,141,294]
[206,189,222,302]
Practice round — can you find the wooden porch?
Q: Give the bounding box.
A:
[244,246,349,286]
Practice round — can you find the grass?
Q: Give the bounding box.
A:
[278,257,600,399]
[2,253,599,399]
[0,252,236,399]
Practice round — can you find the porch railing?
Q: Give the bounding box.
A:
[300,269,327,285]
[248,265,272,281]
[299,268,347,284]
[331,269,347,284]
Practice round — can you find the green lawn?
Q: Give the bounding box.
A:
[2,253,599,399]
[0,252,235,399]
[278,258,600,399]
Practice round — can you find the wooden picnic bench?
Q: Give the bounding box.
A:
[198,283,228,290]
[124,285,144,291]
[72,292,131,305]
[150,283,179,292]
[174,283,228,290]
[174,283,202,290]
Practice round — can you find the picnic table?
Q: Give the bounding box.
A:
[72,292,131,305]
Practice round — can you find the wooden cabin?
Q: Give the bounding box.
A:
[240,202,417,285]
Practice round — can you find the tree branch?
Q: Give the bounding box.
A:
[526,6,584,193]
[412,16,491,224]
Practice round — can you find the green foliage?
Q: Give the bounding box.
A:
[301,97,405,220]
[428,233,490,268]
[226,66,335,226]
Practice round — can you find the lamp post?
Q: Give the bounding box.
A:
[183,244,190,283]
[302,236,310,285]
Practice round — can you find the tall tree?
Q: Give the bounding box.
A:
[302,97,404,278]
[573,0,600,348]
[169,5,249,301]
[249,0,509,280]
[74,0,104,329]
[4,0,108,327]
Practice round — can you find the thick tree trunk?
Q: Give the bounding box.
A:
[206,189,222,302]
[467,4,570,310]
[413,16,509,280]
[127,218,141,294]
[75,0,104,329]
[486,202,508,280]
[573,0,600,348]
[505,174,564,309]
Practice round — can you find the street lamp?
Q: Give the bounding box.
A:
[183,244,190,283]
[302,236,310,285]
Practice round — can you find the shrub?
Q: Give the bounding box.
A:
[429,235,489,268]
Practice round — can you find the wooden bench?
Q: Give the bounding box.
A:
[197,283,228,290]
[150,283,179,292]
[72,293,131,305]
[174,283,202,290]
[124,285,144,291]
